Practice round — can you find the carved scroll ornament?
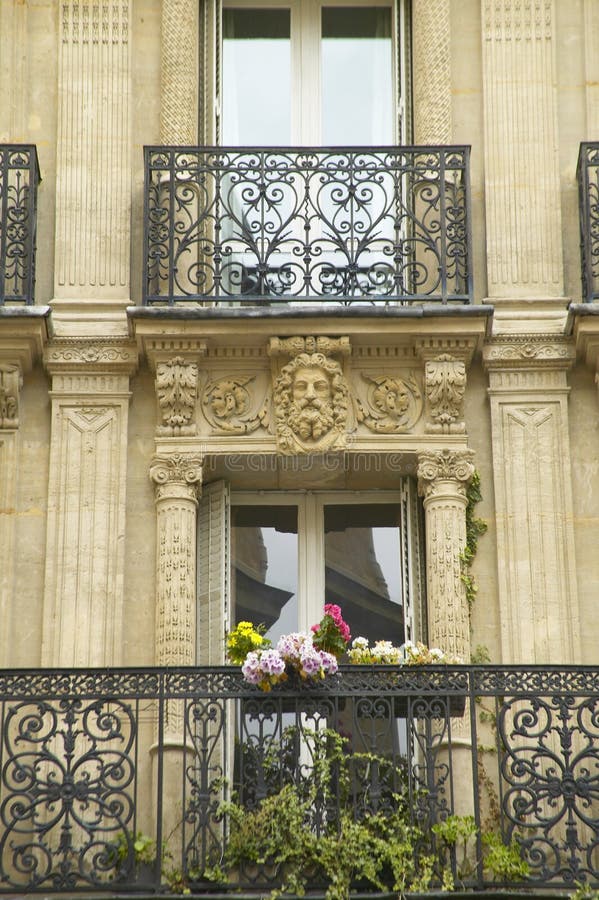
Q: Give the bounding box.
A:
[149,453,203,502]
[357,374,422,433]
[202,375,269,434]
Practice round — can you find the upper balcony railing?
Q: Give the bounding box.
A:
[143,146,472,307]
[577,142,599,303]
[0,664,596,895]
[0,145,40,306]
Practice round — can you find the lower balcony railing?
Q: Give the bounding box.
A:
[0,665,596,895]
[143,146,472,307]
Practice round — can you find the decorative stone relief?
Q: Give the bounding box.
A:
[424,355,466,434]
[0,366,21,430]
[412,0,452,144]
[44,340,138,368]
[356,374,422,433]
[156,356,199,436]
[483,335,574,367]
[202,375,269,434]
[160,0,199,144]
[269,337,351,454]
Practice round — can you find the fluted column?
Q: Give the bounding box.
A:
[417,448,475,662]
[149,453,203,670]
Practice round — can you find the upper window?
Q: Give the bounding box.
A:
[222,0,403,145]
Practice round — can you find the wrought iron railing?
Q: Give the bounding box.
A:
[578,142,599,302]
[0,665,596,894]
[0,145,40,305]
[143,146,472,306]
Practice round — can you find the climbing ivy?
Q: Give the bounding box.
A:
[460,471,488,611]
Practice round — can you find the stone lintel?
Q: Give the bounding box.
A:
[128,306,491,361]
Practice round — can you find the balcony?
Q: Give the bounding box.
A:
[143,146,472,307]
[0,145,40,306]
[0,665,596,895]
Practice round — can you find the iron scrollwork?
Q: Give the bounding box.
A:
[144,146,471,305]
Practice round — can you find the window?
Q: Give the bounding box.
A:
[197,484,425,663]
[222,0,402,145]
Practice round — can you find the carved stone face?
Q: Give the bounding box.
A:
[274,351,349,452]
[373,380,409,417]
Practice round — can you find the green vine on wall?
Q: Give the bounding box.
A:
[460,471,488,611]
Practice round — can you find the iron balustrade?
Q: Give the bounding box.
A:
[0,145,40,306]
[578,142,599,302]
[143,146,472,306]
[0,665,596,894]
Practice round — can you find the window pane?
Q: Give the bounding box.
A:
[324,504,403,646]
[223,8,291,144]
[321,7,393,144]
[231,505,298,643]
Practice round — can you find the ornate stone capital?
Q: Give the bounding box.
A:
[417,448,475,500]
[149,453,203,502]
[0,366,22,430]
[424,354,466,434]
[156,356,199,436]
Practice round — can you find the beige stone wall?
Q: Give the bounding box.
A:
[0,0,598,670]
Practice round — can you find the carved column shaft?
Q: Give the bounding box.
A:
[0,367,21,667]
[418,450,474,662]
[150,455,202,669]
[160,0,199,144]
[412,0,452,144]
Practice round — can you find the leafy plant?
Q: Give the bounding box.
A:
[460,470,488,610]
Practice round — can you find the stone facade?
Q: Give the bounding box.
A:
[0,0,597,673]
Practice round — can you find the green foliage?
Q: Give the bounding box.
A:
[114,829,156,866]
[570,884,599,900]
[460,470,488,613]
[482,831,530,881]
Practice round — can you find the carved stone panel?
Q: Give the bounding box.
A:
[0,366,21,430]
[424,354,466,434]
[156,355,199,436]
[356,373,422,433]
[202,374,269,435]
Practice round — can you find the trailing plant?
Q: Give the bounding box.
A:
[460,470,488,612]
[432,814,530,887]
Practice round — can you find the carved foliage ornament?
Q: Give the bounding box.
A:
[156,356,198,436]
[357,374,422,433]
[417,448,475,500]
[273,350,350,454]
[0,366,21,430]
[202,375,269,434]
[425,354,466,434]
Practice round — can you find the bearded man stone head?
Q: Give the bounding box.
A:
[273,351,349,453]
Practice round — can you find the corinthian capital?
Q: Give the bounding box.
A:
[149,453,203,501]
[417,448,475,499]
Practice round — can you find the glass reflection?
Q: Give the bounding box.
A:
[324,504,403,646]
[223,8,291,144]
[321,7,393,144]
[231,505,298,643]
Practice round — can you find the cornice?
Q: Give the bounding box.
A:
[483,334,575,370]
